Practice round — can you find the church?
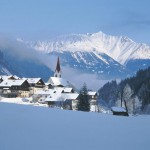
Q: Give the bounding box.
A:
[47,57,70,87]
[44,57,79,109]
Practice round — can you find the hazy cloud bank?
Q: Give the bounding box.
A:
[0,36,108,90]
[62,66,109,90]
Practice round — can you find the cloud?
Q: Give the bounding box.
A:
[61,66,109,91]
[0,36,110,91]
[0,36,38,60]
[0,36,56,72]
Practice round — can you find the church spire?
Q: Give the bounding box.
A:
[54,57,61,78]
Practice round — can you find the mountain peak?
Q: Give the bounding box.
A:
[19,31,150,65]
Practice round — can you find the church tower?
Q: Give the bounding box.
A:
[54,57,61,78]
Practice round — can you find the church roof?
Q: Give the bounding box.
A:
[55,57,61,72]
[48,77,69,87]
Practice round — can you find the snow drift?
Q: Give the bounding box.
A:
[0,103,150,150]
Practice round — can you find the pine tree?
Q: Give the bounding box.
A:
[98,80,118,107]
[77,83,90,112]
[139,80,150,109]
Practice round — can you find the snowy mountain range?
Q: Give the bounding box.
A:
[0,31,150,88]
[24,31,150,79]
[27,32,150,63]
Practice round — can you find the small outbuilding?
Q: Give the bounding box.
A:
[111,107,129,116]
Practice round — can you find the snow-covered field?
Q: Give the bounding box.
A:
[0,97,48,107]
[0,102,150,150]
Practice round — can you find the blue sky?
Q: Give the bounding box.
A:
[0,0,150,44]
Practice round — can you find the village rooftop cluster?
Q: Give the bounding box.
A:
[0,57,97,111]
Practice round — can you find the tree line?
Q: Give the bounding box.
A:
[97,67,150,114]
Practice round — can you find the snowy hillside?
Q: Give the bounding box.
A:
[21,31,150,79]
[0,32,149,89]
[48,51,129,79]
[28,31,150,65]
[0,103,150,150]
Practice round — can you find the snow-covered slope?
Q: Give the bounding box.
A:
[48,51,129,79]
[1,32,149,88]
[28,31,150,65]
[23,31,150,79]
[0,103,150,150]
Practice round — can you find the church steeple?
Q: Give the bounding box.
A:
[54,57,61,78]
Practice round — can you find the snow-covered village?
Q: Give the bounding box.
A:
[0,57,98,112]
[1,1,150,150]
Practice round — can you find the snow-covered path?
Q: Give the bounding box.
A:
[0,103,149,150]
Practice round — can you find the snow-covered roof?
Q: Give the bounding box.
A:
[13,75,20,79]
[44,87,78,102]
[63,87,73,93]
[48,77,69,87]
[25,78,42,84]
[88,91,97,96]
[0,75,19,80]
[0,79,27,87]
[111,107,127,112]
[45,87,64,102]
[45,83,51,86]
[0,75,13,80]
[62,93,79,100]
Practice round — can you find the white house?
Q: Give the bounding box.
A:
[44,87,79,109]
[23,78,45,95]
[0,79,30,98]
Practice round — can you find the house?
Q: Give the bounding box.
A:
[88,91,97,100]
[0,79,30,98]
[26,78,45,88]
[45,88,79,109]
[88,91,98,112]
[111,107,129,116]
[44,87,64,107]
[33,89,53,103]
[62,93,79,110]
[24,78,45,95]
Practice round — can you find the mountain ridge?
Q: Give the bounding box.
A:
[0,31,149,89]
[24,31,150,65]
